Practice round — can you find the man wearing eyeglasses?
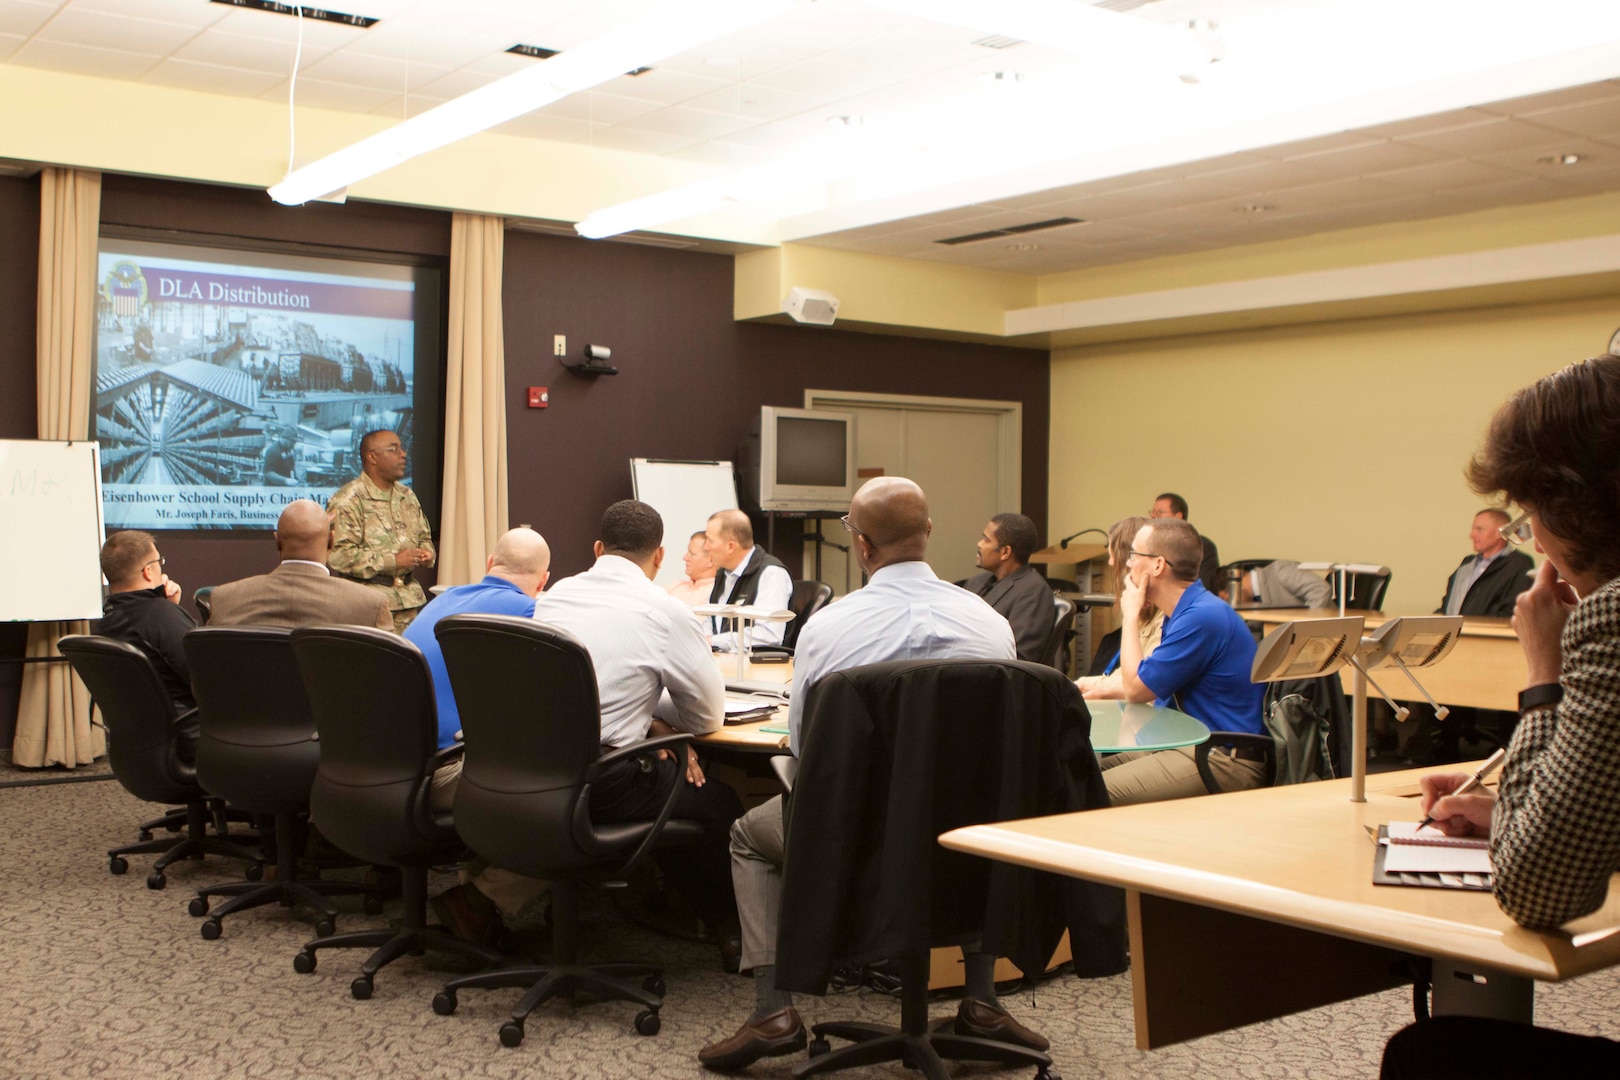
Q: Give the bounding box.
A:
[96,530,200,764]
[1083,518,1265,805]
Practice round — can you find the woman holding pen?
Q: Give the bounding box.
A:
[1382,355,1620,1077]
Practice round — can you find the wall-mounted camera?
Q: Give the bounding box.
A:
[562,342,619,377]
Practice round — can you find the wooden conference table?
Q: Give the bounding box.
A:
[1240,607,1524,711]
[941,764,1620,1049]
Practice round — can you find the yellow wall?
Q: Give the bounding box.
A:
[1048,295,1620,614]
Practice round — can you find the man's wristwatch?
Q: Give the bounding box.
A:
[1518,683,1564,713]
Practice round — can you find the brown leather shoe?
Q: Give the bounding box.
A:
[429,883,502,947]
[953,998,1050,1051]
[698,1007,807,1071]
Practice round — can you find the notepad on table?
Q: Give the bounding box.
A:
[1372,823,1492,890]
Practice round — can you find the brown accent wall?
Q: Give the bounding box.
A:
[502,231,1049,580]
[0,174,40,747]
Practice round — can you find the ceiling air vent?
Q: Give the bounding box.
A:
[209,1,378,28]
[973,35,1023,50]
[935,217,1085,246]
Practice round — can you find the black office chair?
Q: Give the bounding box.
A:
[56,635,261,889]
[754,580,834,658]
[776,659,1127,1080]
[287,626,504,998]
[428,614,706,1047]
[184,627,372,940]
[1040,596,1077,671]
[1331,566,1393,612]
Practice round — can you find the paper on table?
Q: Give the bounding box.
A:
[1381,831,1492,874]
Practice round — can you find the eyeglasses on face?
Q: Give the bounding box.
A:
[840,515,878,550]
[1499,510,1534,547]
[143,556,166,572]
[1127,549,1164,563]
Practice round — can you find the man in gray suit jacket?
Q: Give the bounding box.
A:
[1237,559,1333,608]
[208,500,394,631]
[961,512,1056,662]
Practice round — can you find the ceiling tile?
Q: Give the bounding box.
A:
[1284,140,1448,176]
[668,140,769,168]
[0,31,22,62]
[460,49,536,78]
[602,66,734,107]
[583,125,703,156]
[1189,155,1342,193]
[409,68,499,100]
[1476,80,1620,118]
[0,1,56,37]
[1397,118,1575,158]
[490,112,602,143]
[1258,177,1410,214]
[539,90,665,125]
[208,7,372,49]
[257,76,401,114]
[1516,98,1620,142]
[174,29,327,75]
[142,57,285,98]
[34,8,202,53]
[10,37,162,80]
[681,82,818,125]
[1357,107,1500,140]
[341,23,507,68]
[1369,159,1524,193]
[620,105,757,141]
[749,56,901,100]
[64,0,230,27]
[296,51,452,93]
[1269,130,1383,160]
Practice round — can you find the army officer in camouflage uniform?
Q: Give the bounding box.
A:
[327,429,435,633]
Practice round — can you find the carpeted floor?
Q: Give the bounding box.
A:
[0,778,1615,1080]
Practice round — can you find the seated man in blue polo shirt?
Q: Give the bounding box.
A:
[1080,518,1265,803]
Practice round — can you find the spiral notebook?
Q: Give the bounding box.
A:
[1372,823,1492,891]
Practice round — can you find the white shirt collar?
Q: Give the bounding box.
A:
[280,560,330,574]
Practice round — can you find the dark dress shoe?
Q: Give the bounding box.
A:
[719,933,743,974]
[698,1007,807,1071]
[429,883,503,947]
[954,998,1050,1051]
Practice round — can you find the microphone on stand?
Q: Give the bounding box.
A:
[1058,527,1107,549]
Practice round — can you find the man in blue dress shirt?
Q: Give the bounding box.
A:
[1083,517,1266,804]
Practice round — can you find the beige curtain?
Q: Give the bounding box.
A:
[14,169,102,768]
[437,213,510,585]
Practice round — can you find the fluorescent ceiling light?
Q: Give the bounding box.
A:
[869,0,1213,75]
[268,0,796,206]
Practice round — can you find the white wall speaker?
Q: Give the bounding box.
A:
[782,286,840,326]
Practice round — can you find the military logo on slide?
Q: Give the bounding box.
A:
[101,260,149,319]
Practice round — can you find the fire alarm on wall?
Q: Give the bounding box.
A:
[527,386,549,408]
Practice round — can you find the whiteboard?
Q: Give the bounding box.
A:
[630,459,738,589]
[0,439,106,621]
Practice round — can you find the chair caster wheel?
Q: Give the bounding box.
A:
[108,856,128,875]
[634,1010,661,1036]
[293,951,316,974]
[642,976,666,998]
[432,991,457,1016]
[146,872,166,890]
[350,977,372,1000]
[362,894,384,915]
[188,897,209,917]
[809,1037,831,1058]
[1035,1067,1061,1080]
[498,1021,525,1047]
[244,863,264,882]
[315,918,336,938]
[200,919,222,941]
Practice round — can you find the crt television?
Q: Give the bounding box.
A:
[747,406,858,511]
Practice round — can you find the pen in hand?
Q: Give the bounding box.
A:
[1416,747,1509,832]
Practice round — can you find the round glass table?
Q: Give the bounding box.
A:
[1086,700,1210,754]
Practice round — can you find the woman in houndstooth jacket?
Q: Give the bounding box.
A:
[1382,354,1620,1078]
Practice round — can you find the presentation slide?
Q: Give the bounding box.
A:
[91,240,437,530]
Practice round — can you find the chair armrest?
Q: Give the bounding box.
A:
[750,645,794,658]
[587,732,693,782]
[409,742,466,830]
[1194,732,1276,794]
[770,755,798,796]
[583,733,695,879]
